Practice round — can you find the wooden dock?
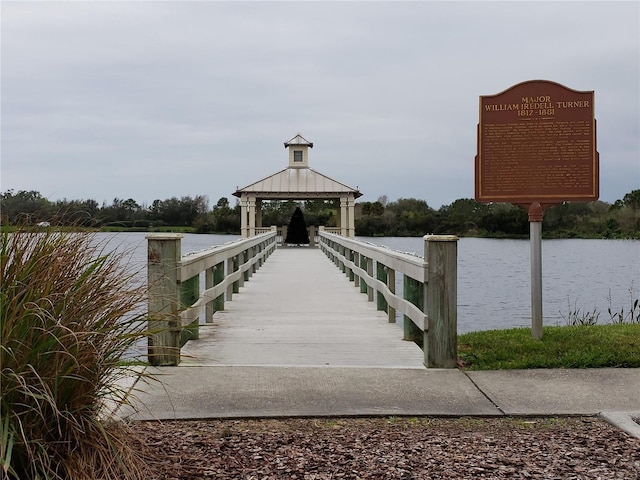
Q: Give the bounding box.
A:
[180,247,425,368]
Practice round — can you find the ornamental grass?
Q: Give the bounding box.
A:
[0,227,152,479]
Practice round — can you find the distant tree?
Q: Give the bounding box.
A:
[479,204,528,236]
[285,207,310,244]
[97,197,145,225]
[438,198,489,234]
[184,195,209,226]
[385,198,437,236]
[377,195,389,207]
[261,200,299,226]
[301,200,335,227]
[144,195,208,226]
[360,201,384,216]
[210,196,239,233]
[608,190,640,236]
[0,190,52,224]
[355,215,391,236]
[215,197,230,209]
[623,189,640,211]
[54,198,100,226]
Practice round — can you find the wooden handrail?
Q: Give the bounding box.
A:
[147,231,277,366]
[318,231,459,368]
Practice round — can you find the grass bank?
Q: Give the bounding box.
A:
[458,323,640,370]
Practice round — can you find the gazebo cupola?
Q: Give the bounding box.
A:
[285,133,313,168]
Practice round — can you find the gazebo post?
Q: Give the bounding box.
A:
[240,193,249,238]
[340,196,348,236]
[347,193,356,238]
[256,199,263,229]
[248,194,256,237]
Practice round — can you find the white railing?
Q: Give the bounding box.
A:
[318,231,459,368]
[147,230,277,366]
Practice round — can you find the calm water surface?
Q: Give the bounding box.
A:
[102,233,639,334]
[359,236,640,333]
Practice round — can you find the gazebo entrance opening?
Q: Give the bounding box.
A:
[233,134,362,239]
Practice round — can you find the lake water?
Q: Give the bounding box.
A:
[100,232,639,335]
[358,236,639,333]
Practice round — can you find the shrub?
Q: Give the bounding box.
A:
[1,227,152,479]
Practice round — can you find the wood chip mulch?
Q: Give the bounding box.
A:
[131,416,640,479]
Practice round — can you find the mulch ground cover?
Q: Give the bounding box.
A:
[132,416,640,479]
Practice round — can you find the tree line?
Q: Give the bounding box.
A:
[356,191,639,238]
[1,189,639,238]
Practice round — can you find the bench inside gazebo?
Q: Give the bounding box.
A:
[233,134,362,241]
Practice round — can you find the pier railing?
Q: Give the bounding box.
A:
[318,230,459,368]
[147,230,277,366]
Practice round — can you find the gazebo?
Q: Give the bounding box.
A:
[233,134,362,238]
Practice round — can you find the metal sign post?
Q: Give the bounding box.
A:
[529,203,544,340]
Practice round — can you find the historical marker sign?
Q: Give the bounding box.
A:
[475,80,599,340]
[475,80,598,205]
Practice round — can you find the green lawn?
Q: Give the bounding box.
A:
[457,323,640,370]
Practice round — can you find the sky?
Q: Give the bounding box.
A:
[2,1,639,209]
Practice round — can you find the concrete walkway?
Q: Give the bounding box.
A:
[119,367,640,420]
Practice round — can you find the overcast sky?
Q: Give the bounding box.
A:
[2,1,638,209]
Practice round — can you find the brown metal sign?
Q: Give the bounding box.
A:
[475,80,598,205]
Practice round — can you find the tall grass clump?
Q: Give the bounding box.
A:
[1,227,152,479]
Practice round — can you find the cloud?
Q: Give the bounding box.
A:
[2,1,638,208]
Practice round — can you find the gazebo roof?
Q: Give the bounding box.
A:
[233,135,362,199]
[233,166,362,199]
[284,133,313,148]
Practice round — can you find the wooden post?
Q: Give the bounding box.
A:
[360,254,368,295]
[213,261,225,312]
[353,252,360,289]
[403,275,424,347]
[270,226,278,254]
[205,266,214,323]
[256,243,262,268]
[387,268,396,323]
[343,247,350,277]
[232,255,240,293]
[251,246,257,274]
[349,249,355,282]
[226,258,234,300]
[366,257,374,302]
[424,235,458,368]
[376,262,388,312]
[147,234,182,366]
[309,225,316,247]
[180,275,199,345]
[241,250,248,285]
